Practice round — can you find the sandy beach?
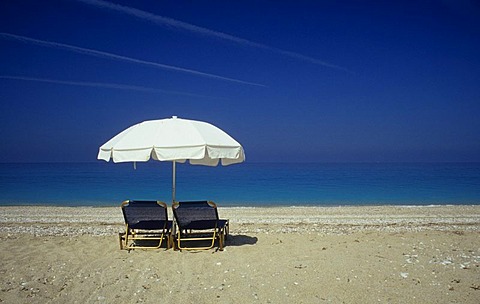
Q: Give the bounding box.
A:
[0,205,479,303]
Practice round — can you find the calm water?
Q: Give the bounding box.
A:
[0,162,479,206]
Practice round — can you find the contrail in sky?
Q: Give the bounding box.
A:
[0,75,216,98]
[0,33,264,87]
[75,0,349,72]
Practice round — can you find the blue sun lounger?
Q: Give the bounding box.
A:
[119,200,173,250]
[172,201,229,251]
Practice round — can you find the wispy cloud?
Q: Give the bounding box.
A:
[0,75,218,98]
[0,33,264,87]
[76,0,349,72]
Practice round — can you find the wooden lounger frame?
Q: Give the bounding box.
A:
[172,201,229,251]
[119,200,173,250]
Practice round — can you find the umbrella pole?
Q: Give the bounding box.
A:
[172,160,176,203]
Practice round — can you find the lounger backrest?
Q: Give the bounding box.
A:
[172,201,219,227]
[121,200,168,225]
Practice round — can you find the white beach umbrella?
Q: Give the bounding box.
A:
[97,116,245,202]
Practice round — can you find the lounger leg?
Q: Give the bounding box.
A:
[218,232,224,251]
[119,232,125,250]
[169,230,175,250]
[166,234,171,250]
[121,226,131,250]
[211,229,217,249]
[175,230,181,251]
[226,221,230,237]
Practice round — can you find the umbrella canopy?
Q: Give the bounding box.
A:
[97,116,245,202]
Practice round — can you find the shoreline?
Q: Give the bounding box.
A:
[1,205,479,236]
[1,202,479,207]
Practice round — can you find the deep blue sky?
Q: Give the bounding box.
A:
[1,0,479,163]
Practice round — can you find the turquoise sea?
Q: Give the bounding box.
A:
[0,162,479,206]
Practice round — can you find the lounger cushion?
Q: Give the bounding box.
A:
[129,220,173,230]
[180,219,228,230]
